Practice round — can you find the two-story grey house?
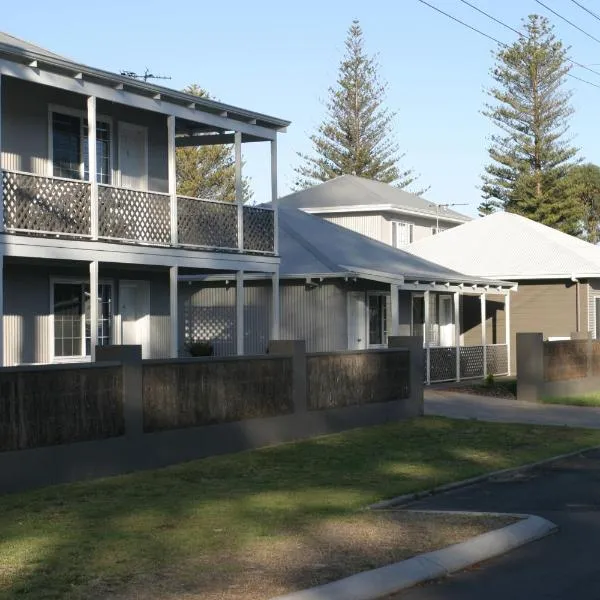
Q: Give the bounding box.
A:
[0,32,288,365]
[278,175,470,247]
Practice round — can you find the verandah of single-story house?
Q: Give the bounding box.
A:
[407,211,600,373]
[180,206,516,383]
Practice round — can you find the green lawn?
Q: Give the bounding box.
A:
[542,391,600,407]
[1,417,600,599]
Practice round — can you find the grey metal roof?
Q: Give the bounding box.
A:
[277,205,511,287]
[279,175,471,222]
[407,211,600,279]
[0,31,290,131]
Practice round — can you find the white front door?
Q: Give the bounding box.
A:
[119,281,150,357]
[439,295,455,347]
[119,122,148,190]
[347,291,367,350]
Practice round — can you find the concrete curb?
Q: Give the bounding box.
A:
[368,444,600,510]
[269,512,557,600]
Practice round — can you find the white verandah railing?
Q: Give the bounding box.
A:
[424,344,509,383]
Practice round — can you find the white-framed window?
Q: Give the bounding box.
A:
[431,226,446,235]
[51,280,114,359]
[48,105,113,184]
[392,221,413,247]
[367,292,389,346]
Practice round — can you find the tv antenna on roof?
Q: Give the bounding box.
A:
[120,68,171,83]
[429,203,469,234]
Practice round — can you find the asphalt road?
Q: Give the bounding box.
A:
[389,449,600,599]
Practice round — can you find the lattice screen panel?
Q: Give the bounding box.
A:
[460,345,484,379]
[98,186,170,245]
[486,344,508,375]
[178,197,238,249]
[183,304,236,356]
[243,206,275,253]
[3,171,91,236]
[429,346,457,382]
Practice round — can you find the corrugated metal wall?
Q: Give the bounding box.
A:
[322,214,384,244]
[588,279,600,338]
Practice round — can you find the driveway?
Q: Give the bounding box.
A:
[389,449,600,599]
[425,389,600,429]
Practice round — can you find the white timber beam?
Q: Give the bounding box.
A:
[271,268,280,340]
[271,138,279,255]
[481,293,487,378]
[506,292,512,376]
[454,291,461,382]
[89,261,98,361]
[424,289,431,385]
[235,131,244,252]
[390,283,400,337]
[170,266,178,358]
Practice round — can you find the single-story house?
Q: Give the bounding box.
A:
[406,211,600,372]
[180,206,516,382]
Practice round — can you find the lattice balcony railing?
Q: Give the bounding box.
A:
[243,206,275,253]
[3,170,91,236]
[177,196,238,250]
[98,185,171,245]
[487,344,509,376]
[460,345,485,379]
[429,346,457,382]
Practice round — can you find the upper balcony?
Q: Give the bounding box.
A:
[1,169,275,254]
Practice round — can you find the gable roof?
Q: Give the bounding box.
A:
[406,211,600,280]
[277,205,510,287]
[0,31,289,132]
[279,175,471,223]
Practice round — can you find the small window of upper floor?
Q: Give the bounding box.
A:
[391,220,413,247]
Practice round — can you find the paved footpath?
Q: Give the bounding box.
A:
[425,389,600,429]
[389,449,600,599]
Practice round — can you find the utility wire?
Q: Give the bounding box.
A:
[570,0,600,23]
[457,0,600,79]
[535,0,600,45]
[415,0,600,89]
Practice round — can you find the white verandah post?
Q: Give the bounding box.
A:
[424,289,431,385]
[454,291,460,382]
[481,292,487,378]
[87,96,98,240]
[89,260,98,361]
[170,265,178,358]
[505,292,511,376]
[390,283,400,337]
[271,268,280,340]
[167,115,177,245]
[236,270,244,355]
[235,131,243,252]
[0,74,4,367]
[270,137,280,339]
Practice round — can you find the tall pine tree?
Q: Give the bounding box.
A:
[176,84,250,202]
[565,163,600,243]
[294,20,422,191]
[480,15,581,234]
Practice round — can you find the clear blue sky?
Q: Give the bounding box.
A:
[4,0,600,216]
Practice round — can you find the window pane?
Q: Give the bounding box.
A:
[83,121,111,184]
[52,113,81,180]
[53,283,83,357]
[369,295,383,346]
[393,222,412,247]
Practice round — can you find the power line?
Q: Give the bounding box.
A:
[570,0,600,24]
[457,0,600,79]
[534,0,600,45]
[415,0,600,90]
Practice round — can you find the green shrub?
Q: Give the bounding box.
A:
[484,373,495,387]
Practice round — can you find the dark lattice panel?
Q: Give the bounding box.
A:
[183,304,235,356]
[429,346,457,382]
[243,206,275,253]
[3,171,91,236]
[460,346,484,379]
[177,196,238,249]
[487,344,508,375]
[98,186,170,245]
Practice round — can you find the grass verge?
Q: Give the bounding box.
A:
[1,416,598,600]
[542,391,600,407]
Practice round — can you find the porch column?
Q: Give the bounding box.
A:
[89,261,98,361]
[271,268,280,340]
[481,292,487,378]
[424,289,430,385]
[505,292,511,376]
[0,253,4,367]
[87,96,98,240]
[454,291,461,382]
[235,131,244,252]
[271,138,279,255]
[390,283,400,337]
[236,270,244,355]
[167,115,177,245]
[169,266,178,358]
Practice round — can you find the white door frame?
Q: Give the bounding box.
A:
[439,294,454,347]
[118,280,150,357]
[347,291,367,350]
[118,121,148,191]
